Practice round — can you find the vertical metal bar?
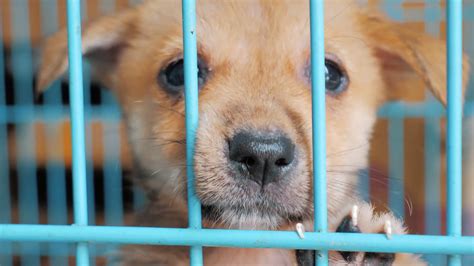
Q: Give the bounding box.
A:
[40,0,71,264]
[95,0,122,226]
[83,66,96,229]
[446,0,463,265]
[358,169,370,202]
[388,118,404,219]
[44,95,70,266]
[10,1,40,265]
[424,2,444,265]
[101,90,123,265]
[424,107,444,266]
[102,92,123,227]
[0,11,12,266]
[182,0,203,265]
[310,0,328,265]
[383,0,406,221]
[67,0,90,264]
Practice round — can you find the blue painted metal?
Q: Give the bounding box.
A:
[357,169,370,202]
[0,106,121,122]
[384,0,406,222]
[40,1,71,265]
[0,11,12,266]
[182,0,203,265]
[0,0,473,264]
[388,118,405,219]
[0,225,473,255]
[101,90,123,265]
[1,102,474,124]
[66,0,91,264]
[424,115,444,266]
[101,91,124,226]
[99,90,122,265]
[10,1,40,265]
[382,0,404,21]
[310,0,328,264]
[424,2,444,265]
[0,244,110,257]
[79,0,97,243]
[446,0,464,265]
[82,65,97,230]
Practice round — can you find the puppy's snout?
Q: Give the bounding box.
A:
[229,131,296,186]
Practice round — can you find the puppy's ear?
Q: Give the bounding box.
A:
[360,12,470,105]
[37,9,136,92]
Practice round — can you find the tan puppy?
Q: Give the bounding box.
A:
[37,0,469,265]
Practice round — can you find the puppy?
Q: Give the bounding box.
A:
[37,0,470,265]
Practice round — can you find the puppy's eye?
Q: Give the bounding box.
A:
[158,57,208,95]
[324,59,347,94]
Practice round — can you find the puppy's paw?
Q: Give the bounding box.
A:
[295,202,425,266]
[328,202,425,265]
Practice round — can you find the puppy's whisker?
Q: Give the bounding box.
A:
[324,1,358,26]
[326,143,370,158]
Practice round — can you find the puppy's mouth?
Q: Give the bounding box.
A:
[198,174,312,229]
[201,202,308,230]
[195,129,312,229]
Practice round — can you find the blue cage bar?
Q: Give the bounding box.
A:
[446,0,464,265]
[182,0,203,264]
[0,224,473,254]
[0,0,473,266]
[309,0,328,264]
[67,0,90,264]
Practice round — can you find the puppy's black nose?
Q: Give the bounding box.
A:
[229,131,296,186]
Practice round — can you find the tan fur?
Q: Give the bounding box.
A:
[37,0,469,265]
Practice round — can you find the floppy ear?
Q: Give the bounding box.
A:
[37,9,136,92]
[360,12,470,105]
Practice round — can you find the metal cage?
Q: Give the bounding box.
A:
[0,0,473,265]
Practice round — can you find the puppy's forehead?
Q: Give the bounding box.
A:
[136,0,360,61]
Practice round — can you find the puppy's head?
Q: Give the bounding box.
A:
[37,0,469,229]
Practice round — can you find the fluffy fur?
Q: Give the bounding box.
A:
[37,0,469,265]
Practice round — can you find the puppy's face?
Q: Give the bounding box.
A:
[38,0,469,229]
[120,1,380,229]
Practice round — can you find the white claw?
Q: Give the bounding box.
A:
[296,223,305,239]
[384,220,392,239]
[351,205,359,226]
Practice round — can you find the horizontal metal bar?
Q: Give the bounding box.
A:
[0,106,121,123]
[0,225,472,255]
[1,102,473,124]
[378,101,474,118]
[0,243,107,256]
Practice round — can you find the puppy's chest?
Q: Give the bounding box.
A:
[204,247,296,265]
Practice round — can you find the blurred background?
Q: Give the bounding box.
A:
[0,0,473,265]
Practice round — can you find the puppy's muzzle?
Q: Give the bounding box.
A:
[228,130,296,186]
